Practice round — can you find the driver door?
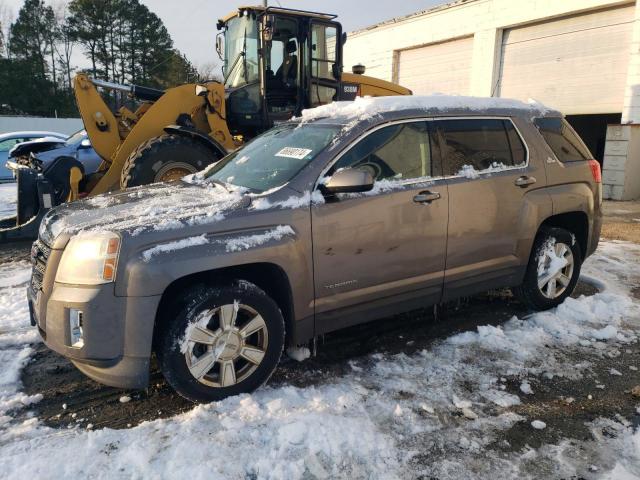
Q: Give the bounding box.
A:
[311,121,448,335]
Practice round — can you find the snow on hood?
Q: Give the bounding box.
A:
[298,95,552,125]
[40,181,248,243]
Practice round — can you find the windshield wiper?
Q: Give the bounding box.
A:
[223,27,248,86]
[223,52,244,85]
[242,27,248,83]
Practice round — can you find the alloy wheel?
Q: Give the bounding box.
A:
[537,240,574,299]
[183,303,269,387]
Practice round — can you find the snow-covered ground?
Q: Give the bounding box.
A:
[0,204,639,476]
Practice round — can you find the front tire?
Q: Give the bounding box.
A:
[512,227,582,311]
[121,134,222,188]
[156,281,285,403]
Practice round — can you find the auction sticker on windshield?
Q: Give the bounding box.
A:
[275,147,313,159]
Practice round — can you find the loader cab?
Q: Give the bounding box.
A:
[219,7,343,139]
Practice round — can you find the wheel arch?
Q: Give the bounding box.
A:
[163,125,228,160]
[153,262,296,350]
[539,211,589,259]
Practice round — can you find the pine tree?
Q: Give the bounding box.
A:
[9,0,56,81]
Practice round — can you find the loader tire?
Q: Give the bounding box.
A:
[121,134,222,188]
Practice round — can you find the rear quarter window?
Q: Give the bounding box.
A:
[534,117,592,162]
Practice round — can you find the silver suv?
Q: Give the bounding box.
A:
[29,96,602,402]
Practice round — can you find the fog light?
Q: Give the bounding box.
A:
[69,308,84,348]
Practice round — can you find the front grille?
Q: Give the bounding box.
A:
[31,240,51,291]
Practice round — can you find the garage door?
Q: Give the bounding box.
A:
[499,5,635,115]
[398,36,473,95]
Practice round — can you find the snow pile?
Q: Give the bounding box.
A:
[225,226,295,253]
[335,175,435,199]
[0,239,639,478]
[456,162,512,179]
[286,346,311,362]
[0,184,17,219]
[42,182,247,241]
[142,234,209,261]
[536,237,569,278]
[531,420,547,430]
[299,95,551,125]
[0,260,41,426]
[251,190,324,211]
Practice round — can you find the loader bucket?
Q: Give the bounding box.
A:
[0,169,55,243]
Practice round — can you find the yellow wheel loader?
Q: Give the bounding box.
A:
[1,6,410,242]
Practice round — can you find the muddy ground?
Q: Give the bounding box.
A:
[602,200,640,244]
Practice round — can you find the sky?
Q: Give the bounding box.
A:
[1,0,448,71]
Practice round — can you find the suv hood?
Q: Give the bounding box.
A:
[40,180,249,247]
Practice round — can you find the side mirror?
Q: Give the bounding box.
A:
[262,15,274,42]
[321,168,374,194]
[332,63,342,79]
[79,138,91,149]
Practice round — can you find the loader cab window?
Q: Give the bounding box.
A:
[264,17,300,119]
[224,12,262,136]
[223,13,260,89]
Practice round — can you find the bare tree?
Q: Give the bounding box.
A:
[0,1,15,57]
[196,61,222,82]
[53,1,75,90]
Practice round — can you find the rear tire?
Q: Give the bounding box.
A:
[512,227,582,311]
[120,134,222,188]
[156,280,285,403]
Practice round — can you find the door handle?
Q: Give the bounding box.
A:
[413,191,441,204]
[515,176,536,188]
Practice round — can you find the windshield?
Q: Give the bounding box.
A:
[205,124,340,193]
[65,130,87,146]
[224,15,260,89]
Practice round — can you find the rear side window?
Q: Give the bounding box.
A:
[534,117,591,162]
[434,119,525,177]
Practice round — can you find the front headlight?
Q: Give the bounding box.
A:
[56,232,121,285]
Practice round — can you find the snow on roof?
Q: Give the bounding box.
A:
[298,95,553,125]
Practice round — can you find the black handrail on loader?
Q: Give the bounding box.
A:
[90,78,165,102]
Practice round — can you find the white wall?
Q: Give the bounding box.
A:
[0,116,83,136]
[344,0,636,98]
[345,0,640,199]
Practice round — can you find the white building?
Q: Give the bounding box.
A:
[344,0,640,200]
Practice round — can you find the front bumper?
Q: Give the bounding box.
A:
[29,282,161,389]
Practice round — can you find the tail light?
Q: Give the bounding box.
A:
[588,159,601,183]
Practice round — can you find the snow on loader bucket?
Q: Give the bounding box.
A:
[0,156,84,243]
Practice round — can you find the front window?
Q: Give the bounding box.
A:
[65,130,87,146]
[329,122,432,182]
[224,14,260,89]
[205,124,340,193]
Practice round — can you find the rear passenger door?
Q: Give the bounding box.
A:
[433,118,541,299]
